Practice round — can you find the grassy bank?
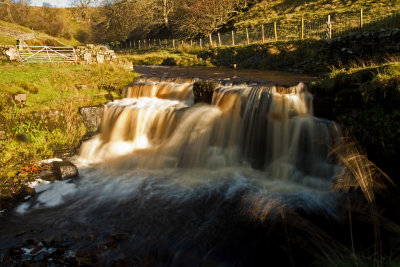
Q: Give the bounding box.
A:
[117,48,212,67]
[0,61,135,203]
[116,41,326,72]
[310,62,400,179]
[122,28,400,73]
[196,40,329,73]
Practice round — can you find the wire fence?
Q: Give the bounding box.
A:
[113,9,400,50]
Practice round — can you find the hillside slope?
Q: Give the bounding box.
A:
[0,20,81,46]
[234,0,399,28]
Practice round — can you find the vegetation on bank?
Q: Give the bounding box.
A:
[196,40,329,72]
[0,61,135,203]
[118,49,212,67]
[234,0,399,28]
[309,62,400,177]
[116,39,328,72]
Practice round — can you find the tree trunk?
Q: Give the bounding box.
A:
[163,0,169,29]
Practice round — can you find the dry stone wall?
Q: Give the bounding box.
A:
[75,44,117,64]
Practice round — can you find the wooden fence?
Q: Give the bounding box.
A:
[114,9,400,50]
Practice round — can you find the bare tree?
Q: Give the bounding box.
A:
[176,0,248,37]
[71,0,98,22]
[156,0,177,30]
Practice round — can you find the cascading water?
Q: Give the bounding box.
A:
[0,77,346,266]
[80,79,339,181]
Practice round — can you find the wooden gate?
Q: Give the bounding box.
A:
[16,45,77,63]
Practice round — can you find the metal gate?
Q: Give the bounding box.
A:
[16,45,77,63]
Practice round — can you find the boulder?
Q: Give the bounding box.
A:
[79,105,104,133]
[52,161,79,180]
[193,81,217,104]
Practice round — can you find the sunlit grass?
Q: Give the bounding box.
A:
[0,33,16,45]
[0,19,81,46]
[234,0,399,28]
[0,61,136,201]
[117,49,213,67]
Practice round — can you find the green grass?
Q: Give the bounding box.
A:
[0,61,136,202]
[117,49,213,67]
[309,62,400,158]
[0,20,34,33]
[0,33,16,45]
[0,62,133,113]
[234,0,400,28]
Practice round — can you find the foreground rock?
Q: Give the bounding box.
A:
[52,161,79,180]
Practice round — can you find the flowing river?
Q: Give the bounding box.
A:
[0,67,363,266]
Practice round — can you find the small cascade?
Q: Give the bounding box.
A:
[79,79,339,185]
[124,78,194,104]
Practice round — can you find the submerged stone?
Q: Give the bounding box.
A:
[52,161,79,180]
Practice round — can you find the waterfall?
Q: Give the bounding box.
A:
[80,79,339,186]
[5,77,348,266]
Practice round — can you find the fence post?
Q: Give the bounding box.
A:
[262,25,265,43]
[200,38,203,49]
[327,15,332,39]
[218,32,222,46]
[139,40,141,49]
[173,39,175,49]
[190,39,193,48]
[133,40,136,49]
[232,30,235,46]
[360,8,363,34]
[301,17,304,40]
[274,22,278,41]
[209,33,213,47]
[130,40,132,49]
[246,28,250,44]
[181,40,184,47]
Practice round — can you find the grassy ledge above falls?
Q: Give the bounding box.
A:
[0,61,136,206]
[117,49,213,67]
[310,62,400,180]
